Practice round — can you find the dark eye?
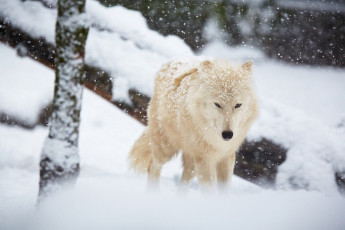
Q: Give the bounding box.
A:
[235,103,242,109]
[214,102,222,109]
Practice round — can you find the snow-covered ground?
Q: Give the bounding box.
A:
[1,0,345,229]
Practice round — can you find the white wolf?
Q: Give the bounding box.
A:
[129,58,259,188]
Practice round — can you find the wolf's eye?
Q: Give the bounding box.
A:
[235,103,242,109]
[214,102,222,109]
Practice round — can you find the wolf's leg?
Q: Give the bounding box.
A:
[216,153,236,189]
[147,157,163,182]
[195,156,216,187]
[147,135,177,184]
[181,153,195,185]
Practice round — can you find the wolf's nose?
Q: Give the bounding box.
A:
[222,131,233,140]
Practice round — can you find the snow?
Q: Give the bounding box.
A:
[249,98,345,194]
[0,0,56,43]
[17,189,345,230]
[87,2,190,58]
[253,62,345,126]
[200,41,266,63]
[0,43,53,125]
[1,1,345,229]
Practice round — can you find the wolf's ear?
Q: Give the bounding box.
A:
[241,61,253,75]
[174,68,198,87]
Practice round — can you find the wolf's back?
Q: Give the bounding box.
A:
[128,130,152,173]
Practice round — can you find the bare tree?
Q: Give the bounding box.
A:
[38,0,89,199]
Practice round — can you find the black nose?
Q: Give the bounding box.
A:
[222,131,233,140]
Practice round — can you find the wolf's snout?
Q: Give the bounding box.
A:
[222,131,233,140]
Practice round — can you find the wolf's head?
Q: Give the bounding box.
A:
[180,60,258,145]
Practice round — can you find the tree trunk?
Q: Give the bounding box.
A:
[38,0,89,199]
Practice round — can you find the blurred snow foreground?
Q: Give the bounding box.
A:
[1,0,345,229]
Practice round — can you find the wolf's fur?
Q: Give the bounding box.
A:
[129,58,259,187]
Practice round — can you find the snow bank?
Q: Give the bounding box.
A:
[0,125,46,171]
[0,0,56,42]
[248,98,345,194]
[253,62,345,126]
[0,43,53,124]
[87,2,190,59]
